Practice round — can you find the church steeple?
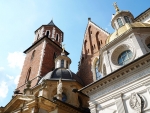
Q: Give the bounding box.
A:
[17,20,66,93]
[48,19,55,26]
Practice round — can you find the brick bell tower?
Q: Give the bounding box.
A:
[17,20,68,92]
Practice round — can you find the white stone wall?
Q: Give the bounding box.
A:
[88,63,150,113]
[101,32,150,75]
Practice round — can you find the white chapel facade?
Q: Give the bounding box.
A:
[80,3,150,113]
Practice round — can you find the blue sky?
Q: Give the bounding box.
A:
[0,0,150,106]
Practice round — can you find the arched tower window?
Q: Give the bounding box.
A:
[66,61,68,68]
[56,34,59,42]
[26,68,31,83]
[117,18,123,28]
[124,16,130,23]
[31,50,35,61]
[95,60,102,80]
[84,40,87,58]
[61,60,64,68]
[46,31,50,37]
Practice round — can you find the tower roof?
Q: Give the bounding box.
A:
[48,19,55,26]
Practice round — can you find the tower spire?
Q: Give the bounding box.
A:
[113,2,120,12]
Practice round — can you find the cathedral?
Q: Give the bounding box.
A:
[0,3,150,113]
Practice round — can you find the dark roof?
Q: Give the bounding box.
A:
[38,68,84,86]
[48,20,55,26]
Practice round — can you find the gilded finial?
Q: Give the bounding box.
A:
[113,2,120,12]
[62,44,65,52]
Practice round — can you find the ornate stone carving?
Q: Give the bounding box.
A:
[57,79,63,95]
[129,92,145,113]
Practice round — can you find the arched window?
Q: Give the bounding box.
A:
[66,61,68,68]
[145,36,150,50]
[56,34,59,41]
[61,60,64,68]
[95,60,102,80]
[46,31,49,37]
[31,50,35,61]
[53,52,57,60]
[117,18,123,28]
[81,57,84,63]
[118,50,133,65]
[26,68,31,82]
[84,40,87,58]
[37,34,39,40]
[124,16,130,23]
[96,32,100,50]
[62,93,67,102]
[147,43,150,49]
[78,96,82,107]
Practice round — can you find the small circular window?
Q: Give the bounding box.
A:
[118,50,133,65]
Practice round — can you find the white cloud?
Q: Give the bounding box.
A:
[14,75,20,85]
[6,74,14,80]
[0,67,4,71]
[105,28,108,31]
[0,81,8,98]
[7,52,25,69]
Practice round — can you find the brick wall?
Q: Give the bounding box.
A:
[17,39,62,92]
[77,21,108,86]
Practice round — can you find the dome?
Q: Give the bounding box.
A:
[38,68,84,86]
[106,22,150,44]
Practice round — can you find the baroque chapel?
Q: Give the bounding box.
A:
[0,3,150,113]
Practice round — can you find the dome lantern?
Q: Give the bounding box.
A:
[55,45,71,69]
[111,2,134,30]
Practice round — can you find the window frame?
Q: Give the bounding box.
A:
[118,50,133,66]
[117,18,123,28]
[61,60,64,68]
[95,60,102,80]
[124,16,130,23]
